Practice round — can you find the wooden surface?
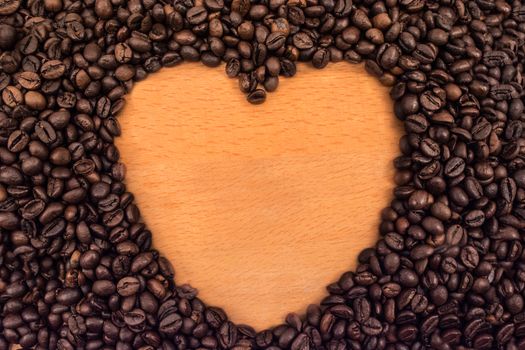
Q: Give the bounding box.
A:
[117,62,402,330]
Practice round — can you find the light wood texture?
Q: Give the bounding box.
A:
[116,62,402,330]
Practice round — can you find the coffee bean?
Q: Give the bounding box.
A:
[0,0,20,14]
[92,280,116,296]
[34,121,57,144]
[56,288,82,306]
[383,253,400,274]
[226,59,241,78]
[79,250,100,269]
[410,244,434,260]
[264,76,279,92]
[247,89,266,104]
[266,32,286,51]
[218,321,237,348]
[379,45,401,69]
[41,60,66,79]
[312,48,330,69]
[124,308,146,328]
[231,0,250,16]
[496,323,515,344]
[117,277,141,296]
[361,317,382,336]
[0,212,19,229]
[385,232,404,250]
[238,73,256,93]
[0,24,16,50]
[398,325,418,342]
[444,157,465,177]
[7,130,29,153]
[353,297,370,323]
[290,333,312,350]
[420,89,444,111]
[460,245,480,269]
[464,209,485,227]
[293,32,314,50]
[186,6,207,25]
[21,199,45,220]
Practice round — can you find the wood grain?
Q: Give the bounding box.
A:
[116,62,402,330]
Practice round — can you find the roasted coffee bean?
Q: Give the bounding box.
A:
[186,6,207,25]
[0,24,16,49]
[461,246,480,269]
[7,130,29,152]
[226,59,241,78]
[362,317,382,336]
[218,321,238,348]
[117,277,141,296]
[238,73,256,93]
[34,121,57,144]
[312,49,330,69]
[124,308,146,328]
[247,89,266,104]
[21,199,45,220]
[92,280,116,296]
[444,157,465,177]
[41,60,66,80]
[0,0,20,15]
[266,32,286,51]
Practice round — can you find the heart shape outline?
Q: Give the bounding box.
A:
[117,61,400,329]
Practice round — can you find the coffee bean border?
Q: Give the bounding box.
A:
[0,0,525,349]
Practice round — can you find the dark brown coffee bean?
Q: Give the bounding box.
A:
[117,277,141,296]
[464,209,485,227]
[2,86,22,107]
[0,212,18,229]
[7,130,29,152]
[16,71,40,90]
[410,244,434,260]
[0,0,20,14]
[21,199,45,220]
[34,121,57,144]
[247,89,266,104]
[266,32,286,51]
[362,317,382,336]
[124,308,146,328]
[398,325,418,342]
[56,288,82,306]
[420,89,444,111]
[399,269,419,287]
[444,157,465,177]
[460,245,480,269]
[226,59,241,78]
[333,0,351,17]
[41,60,66,79]
[218,321,237,348]
[92,280,116,296]
[312,48,329,69]
[506,294,524,314]
[186,6,207,25]
[353,298,370,323]
[0,24,16,49]
[496,323,515,344]
[231,0,250,16]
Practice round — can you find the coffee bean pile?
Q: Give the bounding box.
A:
[0,0,525,348]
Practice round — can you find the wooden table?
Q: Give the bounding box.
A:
[117,62,402,330]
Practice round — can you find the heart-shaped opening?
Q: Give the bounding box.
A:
[117,62,401,329]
